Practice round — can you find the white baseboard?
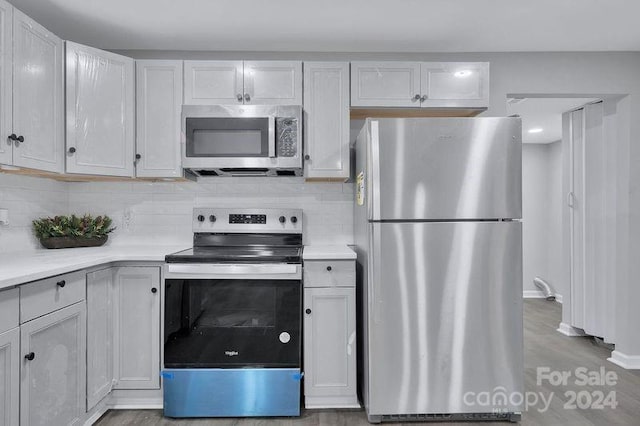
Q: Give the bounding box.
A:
[557,322,587,336]
[608,350,640,369]
[523,290,563,303]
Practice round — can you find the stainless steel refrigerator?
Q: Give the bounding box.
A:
[354,117,523,423]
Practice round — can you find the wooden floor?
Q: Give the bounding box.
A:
[96,300,640,425]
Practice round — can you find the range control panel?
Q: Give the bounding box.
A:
[193,208,302,234]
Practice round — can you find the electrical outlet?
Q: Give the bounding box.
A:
[122,209,132,231]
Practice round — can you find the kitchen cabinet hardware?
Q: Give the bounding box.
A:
[236,94,243,102]
[412,94,421,101]
[8,133,16,141]
[304,155,310,160]
[326,266,332,271]
[17,135,24,143]
[244,93,251,102]
[305,308,312,314]
[151,287,157,294]
[135,153,141,160]
[56,280,66,288]
[420,95,428,102]
[290,216,298,224]
[68,147,76,154]
[24,352,35,361]
[279,216,286,223]
[197,215,205,222]
[209,215,216,222]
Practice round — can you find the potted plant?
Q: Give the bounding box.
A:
[32,214,115,249]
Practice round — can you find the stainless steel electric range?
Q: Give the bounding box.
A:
[162,208,303,418]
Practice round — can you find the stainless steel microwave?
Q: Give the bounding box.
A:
[181,105,303,177]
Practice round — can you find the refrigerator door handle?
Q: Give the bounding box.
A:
[370,120,381,220]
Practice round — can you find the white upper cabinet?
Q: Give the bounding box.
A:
[184,60,302,105]
[351,61,489,109]
[351,61,421,108]
[183,60,243,105]
[421,62,489,108]
[243,61,302,105]
[11,8,64,173]
[303,62,350,179]
[135,60,183,178]
[66,41,135,177]
[0,1,11,167]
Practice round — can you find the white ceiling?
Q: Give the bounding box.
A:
[9,0,640,52]
[507,98,600,144]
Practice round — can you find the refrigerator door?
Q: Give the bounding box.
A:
[365,221,523,416]
[366,117,522,221]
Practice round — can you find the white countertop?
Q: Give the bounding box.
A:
[0,245,188,290]
[303,245,356,260]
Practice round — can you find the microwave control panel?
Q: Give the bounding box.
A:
[276,118,298,158]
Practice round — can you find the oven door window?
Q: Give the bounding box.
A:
[185,117,270,157]
[164,279,300,368]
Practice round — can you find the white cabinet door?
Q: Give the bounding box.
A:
[420,62,489,108]
[86,268,114,412]
[350,61,421,107]
[113,266,160,390]
[12,9,63,173]
[0,328,19,426]
[20,302,86,426]
[135,60,183,178]
[66,41,134,176]
[0,1,11,167]
[183,60,243,105]
[303,62,349,179]
[303,287,357,407]
[243,61,302,105]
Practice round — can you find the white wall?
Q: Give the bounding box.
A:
[522,142,563,297]
[0,174,69,252]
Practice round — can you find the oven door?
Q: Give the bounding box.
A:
[164,273,301,368]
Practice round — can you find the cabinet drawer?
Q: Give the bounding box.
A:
[0,287,19,333]
[20,271,86,323]
[304,260,355,288]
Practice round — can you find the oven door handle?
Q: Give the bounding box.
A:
[166,263,299,276]
[268,116,276,158]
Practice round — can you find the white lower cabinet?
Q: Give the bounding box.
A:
[113,266,160,390]
[303,259,358,408]
[86,268,114,411]
[20,302,86,426]
[0,327,19,426]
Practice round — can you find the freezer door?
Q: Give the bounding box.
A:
[365,221,523,416]
[368,117,522,220]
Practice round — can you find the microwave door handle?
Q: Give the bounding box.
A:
[268,116,276,158]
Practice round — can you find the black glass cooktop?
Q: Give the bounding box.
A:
[165,246,302,264]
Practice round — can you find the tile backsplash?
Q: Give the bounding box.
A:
[0,174,354,252]
[0,174,70,252]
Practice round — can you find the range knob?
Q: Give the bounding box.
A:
[279,216,286,224]
[197,215,205,222]
[209,215,216,223]
[290,216,298,224]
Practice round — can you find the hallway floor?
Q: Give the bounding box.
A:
[96,300,640,425]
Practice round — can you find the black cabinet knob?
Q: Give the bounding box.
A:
[305,308,312,314]
[8,133,16,141]
[279,216,286,223]
[290,216,298,224]
[326,266,332,271]
[56,280,66,288]
[135,153,141,160]
[209,215,216,222]
[17,135,24,143]
[197,215,205,222]
[151,287,157,294]
[68,147,76,154]
[25,352,35,361]
[304,155,310,161]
